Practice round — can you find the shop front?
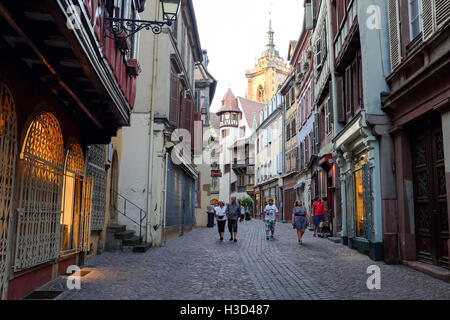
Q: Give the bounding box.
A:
[335,112,384,261]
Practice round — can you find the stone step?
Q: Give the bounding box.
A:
[123,236,142,246]
[105,238,122,251]
[114,230,135,240]
[133,242,152,253]
[121,245,134,253]
[107,223,126,233]
[327,237,341,243]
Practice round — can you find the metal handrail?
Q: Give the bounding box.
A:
[110,190,148,243]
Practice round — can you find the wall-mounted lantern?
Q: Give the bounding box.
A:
[104,0,181,40]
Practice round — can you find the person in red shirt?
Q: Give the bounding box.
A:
[312,196,325,237]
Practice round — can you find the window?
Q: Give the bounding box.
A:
[222,129,229,138]
[224,164,230,174]
[238,175,245,187]
[315,37,322,70]
[325,98,333,135]
[286,123,291,141]
[291,119,296,137]
[290,87,295,105]
[409,0,422,40]
[231,182,236,192]
[240,126,246,138]
[305,137,309,165]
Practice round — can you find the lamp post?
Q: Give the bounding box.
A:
[104,0,181,40]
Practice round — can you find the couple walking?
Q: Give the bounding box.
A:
[214,197,242,242]
[291,196,325,244]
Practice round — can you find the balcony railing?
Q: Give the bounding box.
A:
[220,119,239,128]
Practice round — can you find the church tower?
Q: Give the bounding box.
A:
[245,19,289,103]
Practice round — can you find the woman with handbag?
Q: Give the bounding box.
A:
[292,200,309,245]
[214,201,227,241]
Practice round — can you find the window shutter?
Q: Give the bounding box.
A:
[387,0,402,70]
[301,143,305,170]
[435,0,450,28]
[321,26,327,64]
[328,82,334,124]
[317,111,322,148]
[305,3,313,29]
[422,0,435,41]
[337,76,345,123]
[315,37,322,69]
[169,72,179,126]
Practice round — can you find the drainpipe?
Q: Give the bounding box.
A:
[147,0,160,246]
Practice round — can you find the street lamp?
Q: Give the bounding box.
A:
[104,0,181,40]
[161,0,181,22]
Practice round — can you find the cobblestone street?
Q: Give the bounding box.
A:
[65,220,450,300]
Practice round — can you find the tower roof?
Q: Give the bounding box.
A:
[216,88,241,114]
[262,18,279,57]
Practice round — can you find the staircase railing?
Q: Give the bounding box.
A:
[110,190,148,243]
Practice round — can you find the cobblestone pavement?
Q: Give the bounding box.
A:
[64,219,450,300]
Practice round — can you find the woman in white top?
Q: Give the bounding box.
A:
[215,201,227,241]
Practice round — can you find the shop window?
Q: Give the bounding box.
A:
[354,154,369,238]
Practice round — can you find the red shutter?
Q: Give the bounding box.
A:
[83,0,93,20]
[169,72,179,126]
[93,0,103,42]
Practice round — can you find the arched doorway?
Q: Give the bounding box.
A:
[14,112,64,271]
[0,82,17,298]
[60,143,86,254]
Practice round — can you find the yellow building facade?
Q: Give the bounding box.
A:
[246,20,289,103]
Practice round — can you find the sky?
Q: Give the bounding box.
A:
[192,0,305,112]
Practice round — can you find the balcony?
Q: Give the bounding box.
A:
[232,158,254,175]
[0,0,139,142]
[220,118,239,128]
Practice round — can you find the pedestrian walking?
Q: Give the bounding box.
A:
[226,197,240,242]
[214,201,227,241]
[240,204,245,222]
[263,199,278,240]
[292,200,309,245]
[312,196,325,237]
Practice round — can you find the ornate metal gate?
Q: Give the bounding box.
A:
[60,143,93,254]
[79,177,93,252]
[86,145,106,231]
[14,112,64,271]
[0,83,16,298]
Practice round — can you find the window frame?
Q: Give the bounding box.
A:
[408,0,423,41]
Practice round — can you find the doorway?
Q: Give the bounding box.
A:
[412,115,449,269]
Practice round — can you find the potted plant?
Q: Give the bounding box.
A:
[303,61,310,71]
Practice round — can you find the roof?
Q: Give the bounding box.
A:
[238,97,265,128]
[216,88,241,114]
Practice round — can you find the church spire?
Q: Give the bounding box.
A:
[267,16,274,51]
[262,14,279,57]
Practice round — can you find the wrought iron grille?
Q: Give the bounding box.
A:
[362,163,374,241]
[86,145,106,231]
[79,177,93,252]
[14,113,64,271]
[0,82,16,297]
